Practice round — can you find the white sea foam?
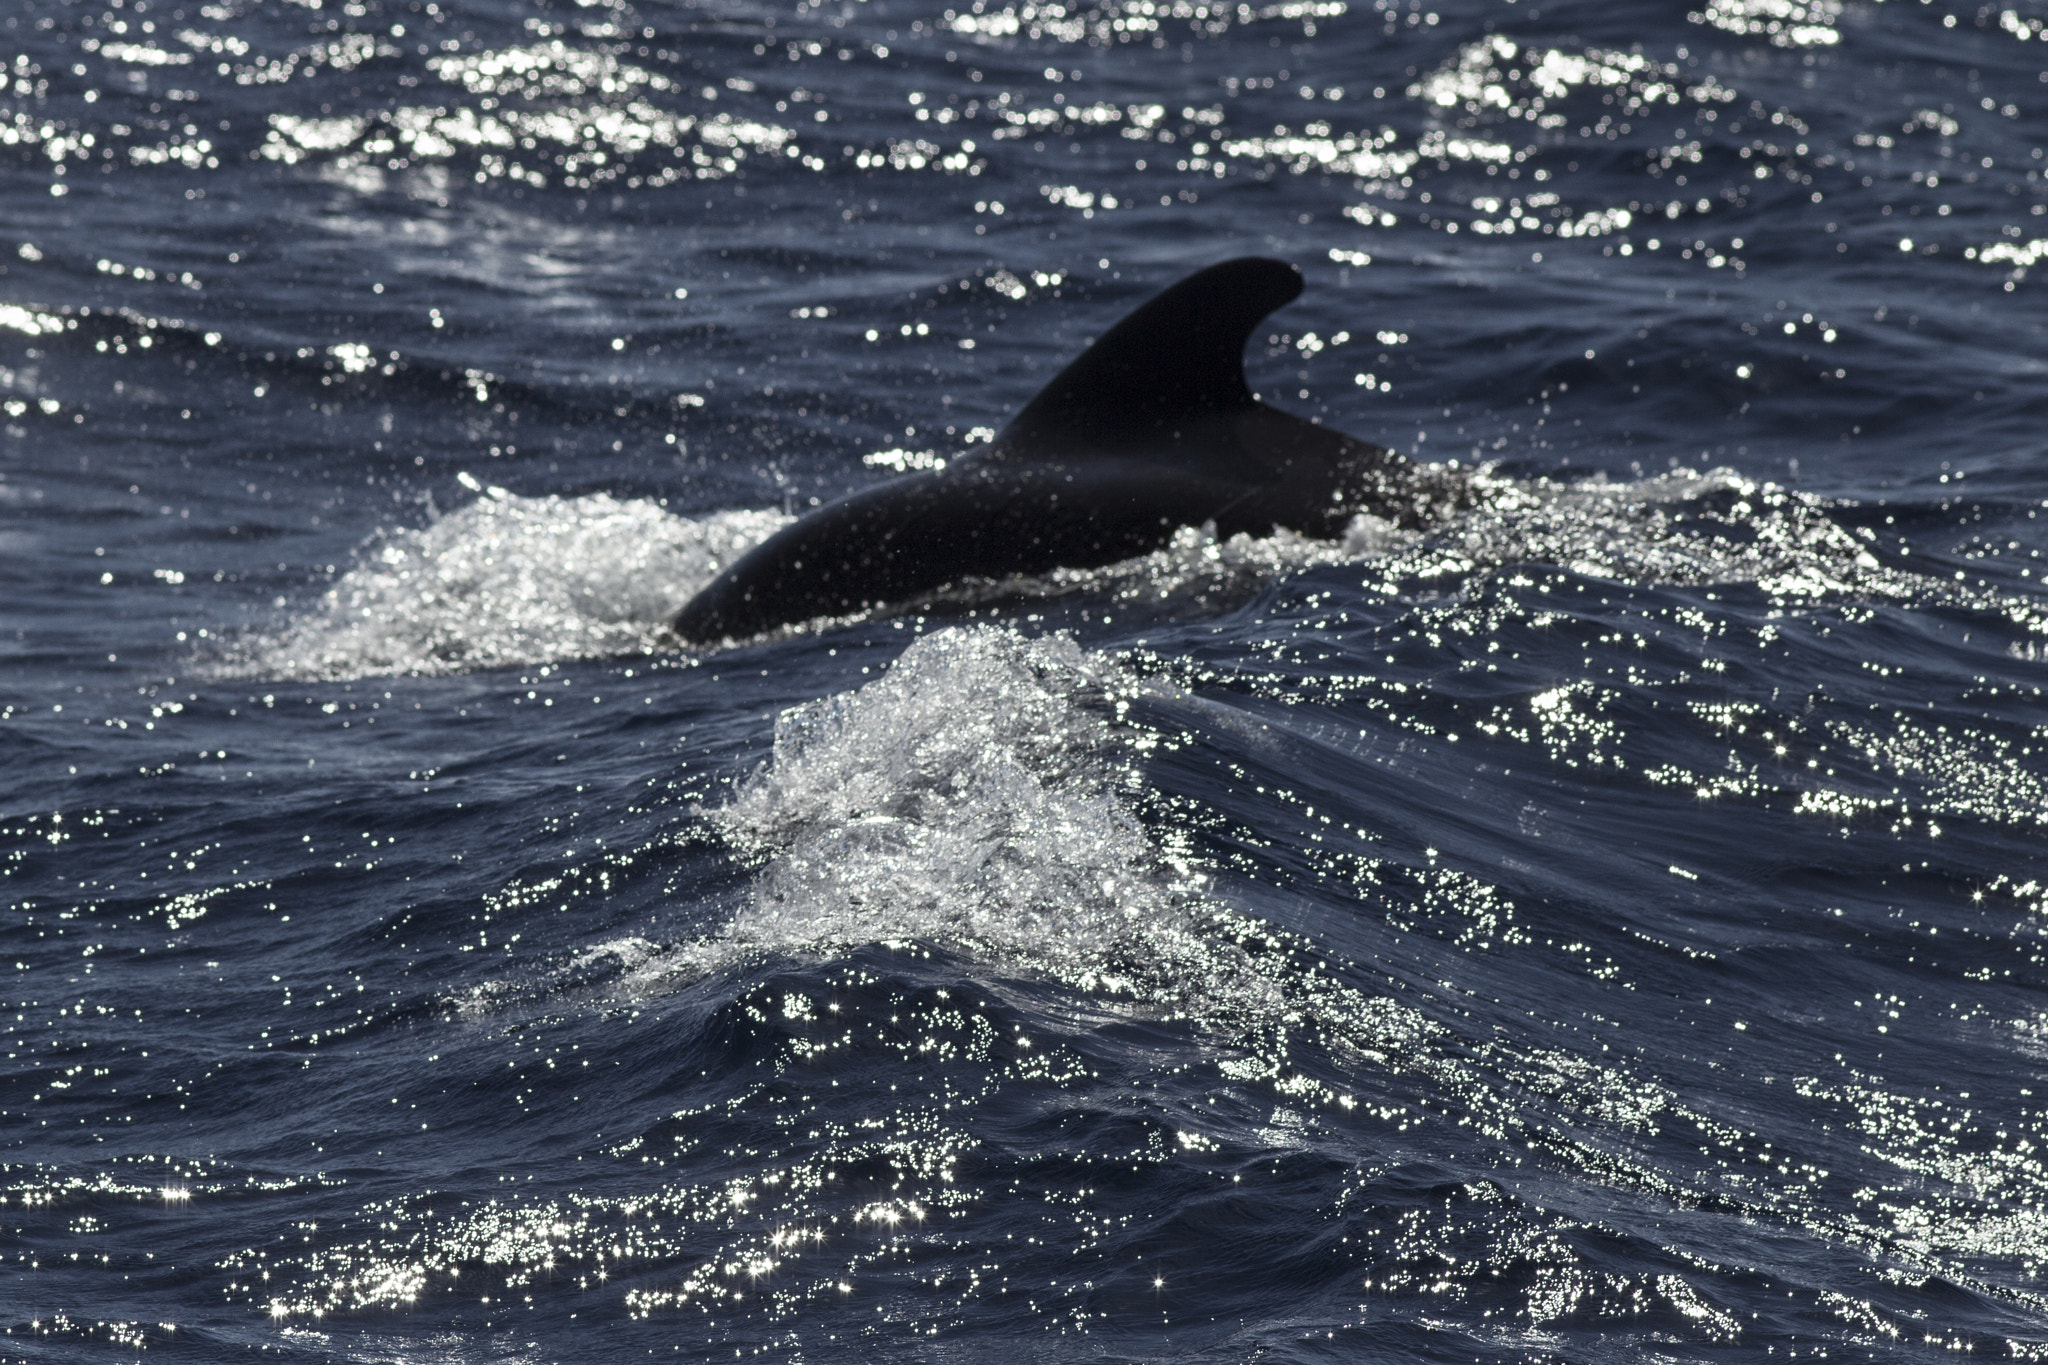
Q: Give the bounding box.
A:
[1037,509,1416,605]
[1376,467,2046,639]
[224,483,789,680]
[649,626,1229,1001]
[1401,467,1883,590]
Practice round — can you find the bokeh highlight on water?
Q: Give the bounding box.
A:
[5,0,2048,1357]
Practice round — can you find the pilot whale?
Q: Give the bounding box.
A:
[670,256,1465,644]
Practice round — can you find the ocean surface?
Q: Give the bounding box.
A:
[5,0,2048,1358]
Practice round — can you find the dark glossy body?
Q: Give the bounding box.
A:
[671,258,1463,643]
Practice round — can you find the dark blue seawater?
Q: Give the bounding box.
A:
[6,0,2048,1357]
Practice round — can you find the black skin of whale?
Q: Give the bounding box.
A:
[670,256,1466,644]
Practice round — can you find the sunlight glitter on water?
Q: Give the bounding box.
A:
[12,0,2048,1353]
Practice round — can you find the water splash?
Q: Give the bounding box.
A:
[656,627,1220,1000]
[223,485,787,680]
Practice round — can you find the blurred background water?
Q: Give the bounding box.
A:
[5,0,2048,1358]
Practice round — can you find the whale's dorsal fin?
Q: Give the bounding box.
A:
[990,256,1303,459]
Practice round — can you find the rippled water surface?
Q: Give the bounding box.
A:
[7,0,2048,1358]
